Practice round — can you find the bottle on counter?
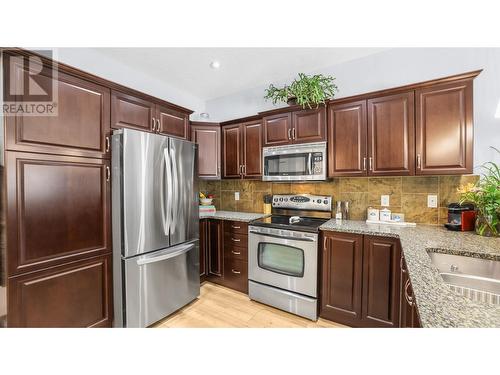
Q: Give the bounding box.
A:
[335,201,343,221]
[342,201,349,220]
[263,194,272,214]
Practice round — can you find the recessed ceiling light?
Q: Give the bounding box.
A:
[200,112,210,119]
[209,60,220,69]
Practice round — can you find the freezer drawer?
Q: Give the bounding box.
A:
[120,240,200,327]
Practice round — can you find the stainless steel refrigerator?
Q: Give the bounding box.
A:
[111,128,199,328]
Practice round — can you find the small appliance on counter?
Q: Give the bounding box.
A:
[444,203,476,231]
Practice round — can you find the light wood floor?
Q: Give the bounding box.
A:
[153,282,346,328]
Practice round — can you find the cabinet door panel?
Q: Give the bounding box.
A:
[416,80,473,174]
[5,61,110,158]
[222,125,242,178]
[320,232,363,326]
[199,220,207,278]
[263,113,292,146]
[292,107,326,143]
[207,220,223,278]
[368,92,415,176]
[362,236,401,327]
[242,121,262,178]
[158,105,189,139]
[328,101,367,177]
[191,124,221,179]
[6,152,111,276]
[111,90,155,132]
[7,254,112,327]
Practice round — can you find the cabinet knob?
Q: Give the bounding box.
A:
[106,166,111,182]
[404,279,413,306]
[288,128,292,140]
[231,250,241,255]
[151,118,156,131]
[231,238,241,242]
[231,269,241,274]
[362,157,367,171]
[369,157,373,171]
[105,136,110,152]
[417,154,422,170]
[156,119,161,132]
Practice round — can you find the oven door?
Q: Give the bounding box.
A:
[248,226,318,297]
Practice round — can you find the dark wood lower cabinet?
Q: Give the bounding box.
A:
[201,219,248,294]
[207,219,223,279]
[320,232,363,325]
[400,257,421,328]
[199,220,208,280]
[361,236,401,327]
[321,231,417,328]
[7,254,112,327]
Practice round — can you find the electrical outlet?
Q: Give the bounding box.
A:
[381,195,390,207]
[427,194,437,208]
[234,192,240,201]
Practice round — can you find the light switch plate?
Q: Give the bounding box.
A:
[234,192,240,201]
[381,195,390,207]
[427,194,437,208]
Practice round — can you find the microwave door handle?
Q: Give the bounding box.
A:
[136,243,195,266]
[249,231,315,242]
[307,153,313,175]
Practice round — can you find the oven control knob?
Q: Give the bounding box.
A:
[284,198,288,201]
[323,200,328,204]
[279,198,283,202]
[317,199,322,204]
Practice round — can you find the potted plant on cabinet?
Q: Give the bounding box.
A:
[458,147,500,237]
[264,73,338,109]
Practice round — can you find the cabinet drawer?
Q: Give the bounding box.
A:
[224,244,248,262]
[223,220,248,235]
[223,258,248,294]
[224,231,248,248]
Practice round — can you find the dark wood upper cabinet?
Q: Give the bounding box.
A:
[207,219,223,278]
[361,236,401,328]
[157,104,189,139]
[222,121,262,179]
[7,254,112,327]
[242,121,262,178]
[4,61,111,159]
[190,122,221,179]
[222,124,242,178]
[263,108,326,146]
[111,90,155,132]
[328,100,368,177]
[6,152,111,276]
[263,112,292,146]
[415,79,473,175]
[367,92,415,176]
[292,107,326,144]
[320,231,363,326]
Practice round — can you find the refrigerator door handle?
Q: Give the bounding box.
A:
[136,243,195,266]
[164,148,173,236]
[170,147,179,234]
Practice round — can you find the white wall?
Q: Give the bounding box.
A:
[205,48,500,170]
[49,48,207,120]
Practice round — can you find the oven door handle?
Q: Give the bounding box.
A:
[249,231,315,242]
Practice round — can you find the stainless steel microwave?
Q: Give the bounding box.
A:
[262,142,327,181]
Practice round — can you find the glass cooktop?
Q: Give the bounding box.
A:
[250,215,328,233]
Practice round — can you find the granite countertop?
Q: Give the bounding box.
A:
[319,219,500,328]
[199,210,270,222]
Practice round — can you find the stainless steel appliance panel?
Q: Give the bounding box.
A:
[123,240,200,327]
[248,226,318,297]
[113,129,170,258]
[262,141,327,181]
[249,280,317,321]
[169,137,199,246]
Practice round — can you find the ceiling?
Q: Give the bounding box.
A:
[91,48,387,101]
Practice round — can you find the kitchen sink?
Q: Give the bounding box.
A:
[428,252,500,306]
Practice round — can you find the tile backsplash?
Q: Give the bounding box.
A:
[199,175,479,225]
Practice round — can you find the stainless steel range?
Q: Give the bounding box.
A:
[248,194,332,321]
